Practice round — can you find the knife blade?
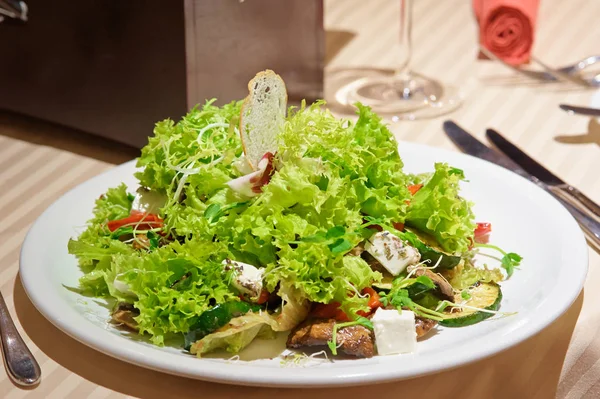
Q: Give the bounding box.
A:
[559,104,600,117]
[486,128,600,220]
[442,121,531,177]
[443,120,600,251]
[485,129,563,185]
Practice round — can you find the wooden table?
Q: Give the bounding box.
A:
[1,0,599,397]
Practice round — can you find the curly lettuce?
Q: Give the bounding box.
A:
[443,260,504,290]
[190,312,276,357]
[68,99,480,351]
[406,163,475,254]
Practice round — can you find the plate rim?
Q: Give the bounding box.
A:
[19,141,589,387]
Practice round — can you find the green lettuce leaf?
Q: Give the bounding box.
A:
[119,242,237,345]
[189,312,276,357]
[89,183,134,224]
[443,260,504,290]
[135,99,243,195]
[68,184,135,294]
[69,99,483,349]
[271,283,310,331]
[406,163,475,254]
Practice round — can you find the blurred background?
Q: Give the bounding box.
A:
[1,0,598,161]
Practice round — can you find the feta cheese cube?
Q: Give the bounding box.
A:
[222,259,264,298]
[372,308,417,355]
[113,276,136,297]
[364,231,420,276]
[131,188,167,214]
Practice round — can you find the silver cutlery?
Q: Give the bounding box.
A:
[486,128,600,221]
[559,104,600,117]
[0,291,41,386]
[479,46,600,87]
[443,121,600,252]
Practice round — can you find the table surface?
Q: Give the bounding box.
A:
[1,0,600,397]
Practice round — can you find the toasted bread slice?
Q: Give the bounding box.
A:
[239,70,287,170]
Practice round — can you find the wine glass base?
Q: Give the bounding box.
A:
[333,71,463,120]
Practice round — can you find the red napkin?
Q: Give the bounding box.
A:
[473,0,541,66]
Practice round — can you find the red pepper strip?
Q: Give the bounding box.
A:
[392,222,405,231]
[107,211,163,232]
[256,290,270,305]
[364,221,403,232]
[357,287,382,317]
[311,302,350,322]
[362,217,383,232]
[311,287,382,321]
[408,184,423,195]
[474,222,492,244]
[368,224,383,232]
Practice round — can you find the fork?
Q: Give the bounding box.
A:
[0,291,40,386]
[479,46,600,87]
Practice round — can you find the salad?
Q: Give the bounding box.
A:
[68,71,521,359]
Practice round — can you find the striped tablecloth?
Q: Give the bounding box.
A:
[1,0,599,397]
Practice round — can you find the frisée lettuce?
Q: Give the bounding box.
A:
[68,98,486,353]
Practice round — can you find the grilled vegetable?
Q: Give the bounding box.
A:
[402,228,462,269]
[439,282,501,327]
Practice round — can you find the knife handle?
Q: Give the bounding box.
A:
[549,189,600,253]
[554,184,600,221]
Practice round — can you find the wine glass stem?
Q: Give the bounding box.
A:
[396,0,413,79]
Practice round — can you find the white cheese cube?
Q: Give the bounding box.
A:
[222,259,264,298]
[131,188,167,214]
[364,231,420,276]
[113,276,136,297]
[372,308,417,355]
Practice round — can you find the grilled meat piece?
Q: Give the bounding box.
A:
[112,302,140,331]
[415,316,437,338]
[413,269,455,301]
[286,318,375,358]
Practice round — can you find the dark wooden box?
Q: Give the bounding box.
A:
[0,0,324,148]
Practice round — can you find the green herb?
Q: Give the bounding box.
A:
[204,202,249,224]
[461,290,471,300]
[146,231,160,250]
[415,275,435,289]
[298,232,327,243]
[474,243,523,277]
[326,225,346,239]
[501,253,523,277]
[328,238,354,255]
[203,203,222,222]
[290,225,357,256]
[110,226,134,239]
[379,274,446,321]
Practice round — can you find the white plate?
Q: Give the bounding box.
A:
[19,142,588,388]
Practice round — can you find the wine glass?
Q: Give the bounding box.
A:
[332,0,463,120]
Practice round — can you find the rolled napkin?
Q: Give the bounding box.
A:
[473,0,541,66]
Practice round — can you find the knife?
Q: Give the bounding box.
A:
[443,121,600,252]
[559,104,600,117]
[486,128,600,220]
